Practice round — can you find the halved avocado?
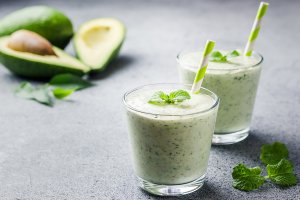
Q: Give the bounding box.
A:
[0,37,90,79]
[74,18,126,72]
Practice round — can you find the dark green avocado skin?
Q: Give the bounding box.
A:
[0,51,85,80]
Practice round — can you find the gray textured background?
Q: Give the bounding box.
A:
[0,0,299,199]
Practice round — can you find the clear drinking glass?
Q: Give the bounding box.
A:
[177,51,263,145]
[123,83,219,196]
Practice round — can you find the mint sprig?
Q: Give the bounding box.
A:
[232,164,265,191]
[232,141,297,191]
[15,74,93,106]
[148,90,191,105]
[210,50,240,62]
[260,142,289,165]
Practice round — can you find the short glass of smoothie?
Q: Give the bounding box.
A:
[177,50,263,145]
[123,83,219,196]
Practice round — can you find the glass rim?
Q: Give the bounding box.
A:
[123,83,219,117]
[176,50,263,71]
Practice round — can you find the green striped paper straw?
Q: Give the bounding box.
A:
[244,2,269,56]
[191,40,215,94]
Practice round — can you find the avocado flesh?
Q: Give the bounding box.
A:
[0,6,73,49]
[74,18,125,72]
[0,37,90,79]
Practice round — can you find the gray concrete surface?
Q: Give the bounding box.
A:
[0,0,299,199]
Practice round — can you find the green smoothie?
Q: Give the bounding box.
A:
[123,84,219,193]
[177,51,263,144]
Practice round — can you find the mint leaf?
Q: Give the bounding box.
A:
[32,85,53,105]
[232,164,265,191]
[15,82,34,99]
[260,142,289,165]
[148,91,169,105]
[52,88,75,99]
[49,74,93,90]
[210,51,227,62]
[15,82,53,106]
[169,90,191,103]
[227,50,240,58]
[266,159,297,187]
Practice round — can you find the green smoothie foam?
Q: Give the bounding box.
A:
[124,85,218,185]
[178,51,262,134]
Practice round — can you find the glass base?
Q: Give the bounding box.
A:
[212,128,249,145]
[137,175,205,196]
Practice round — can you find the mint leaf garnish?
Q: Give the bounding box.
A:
[210,51,227,62]
[148,90,191,105]
[49,74,93,90]
[15,82,53,106]
[260,142,289,165]
[210,50,240,62]
[169,90,191,103]
[232,164,265,191]
[266,159,297,187]
[227,50,240,58]
[148,91,169,105]
[52,88,75,99]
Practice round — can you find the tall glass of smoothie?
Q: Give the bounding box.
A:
[177,50,263,144]
[123,83,219,196]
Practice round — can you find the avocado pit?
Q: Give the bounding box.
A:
[7,30,57,56]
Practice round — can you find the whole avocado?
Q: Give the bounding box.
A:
[0,6,73,49]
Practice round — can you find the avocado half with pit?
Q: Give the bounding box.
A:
[0,32,89,79]
[74,18,126,72]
